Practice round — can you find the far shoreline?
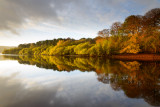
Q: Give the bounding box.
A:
[2,53,160,61]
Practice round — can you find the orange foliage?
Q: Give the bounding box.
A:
[94,36,106,44]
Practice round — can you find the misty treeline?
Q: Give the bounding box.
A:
[3,8,160,56]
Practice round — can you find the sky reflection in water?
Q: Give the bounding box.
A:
[0,55,159,107]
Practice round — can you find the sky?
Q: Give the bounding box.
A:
[0,0,160,46]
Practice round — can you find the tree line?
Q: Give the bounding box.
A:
[3,8,160,56]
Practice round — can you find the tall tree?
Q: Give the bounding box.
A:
[142,8,160,36]
[110,22,122,36]
[122,15,143,35]
[144,8,160,28]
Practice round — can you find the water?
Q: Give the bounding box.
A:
[0,55,160,107]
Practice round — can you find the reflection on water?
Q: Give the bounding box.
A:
[0,55,160,107]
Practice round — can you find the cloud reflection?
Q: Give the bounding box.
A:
[0,55,155,107]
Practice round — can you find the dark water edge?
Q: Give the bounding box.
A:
[111,54,160,61]
[3,53,160,61]
[0,54,160,107]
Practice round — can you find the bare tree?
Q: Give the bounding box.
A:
[110,22,122,36]
[98,29,110,38]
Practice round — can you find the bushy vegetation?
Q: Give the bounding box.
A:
[2,8,160,56]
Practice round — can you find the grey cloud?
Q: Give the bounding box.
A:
[0,0,68,33]
[0,0,159,34]
[0,0,82,33]
[0,0,128,34]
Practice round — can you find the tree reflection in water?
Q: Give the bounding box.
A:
[3,55,160,106]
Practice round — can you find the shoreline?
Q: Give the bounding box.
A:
[2,53,160,61]
[111,54,160,61]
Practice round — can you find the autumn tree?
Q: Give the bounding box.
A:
[120,33,141,54]
[140,8,160,53]
[98,29,110,38]
[122,15,143,35]
[143,8,160,28]
[110,22,122,36]
[142,8,160,36]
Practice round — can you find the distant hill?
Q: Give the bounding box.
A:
[0,46,15,53]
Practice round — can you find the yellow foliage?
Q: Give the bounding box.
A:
[120,33,140,54]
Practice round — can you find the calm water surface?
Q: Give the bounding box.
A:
[0,55,160,107]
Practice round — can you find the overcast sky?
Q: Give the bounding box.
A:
[0,0,160,46]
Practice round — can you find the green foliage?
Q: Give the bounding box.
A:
[32,46,47,55]
[19,48,33,55]
[102,40,111,55]
[63,45,76,55]
[74,42,93,55]
[2,47,22,54]
[88,46,97,56]
[94,43,103,55]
